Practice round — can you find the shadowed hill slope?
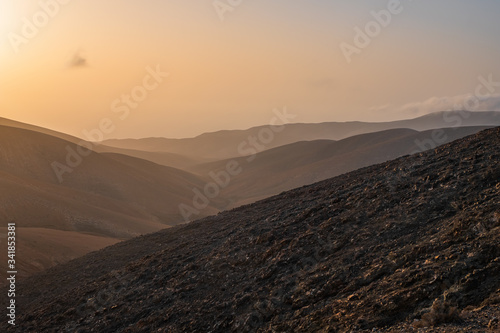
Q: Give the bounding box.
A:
[6,127,499,332]
[0,117,203,170]
[0,125,222,279]
[189,126,493,208]
[97,146,201,170]
[0,227,119,281]
[0,117,85,145]
[0,126,221,231]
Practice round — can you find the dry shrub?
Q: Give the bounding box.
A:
[412,299,460,328]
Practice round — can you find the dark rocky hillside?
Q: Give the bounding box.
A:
[4,127,500,332]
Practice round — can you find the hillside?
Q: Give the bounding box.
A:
[0,117,200,170]
[101,111,500,162]
[0,117,85,146]
[0,227,118,281]
[0,125,222,279]
[0,126,222,231]
[189,126,492,208]
[6,127,499,332]
[97,146,201,170]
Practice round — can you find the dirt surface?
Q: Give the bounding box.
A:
[3,127,499,332]
[0,228,119,286]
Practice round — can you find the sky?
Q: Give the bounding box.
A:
[1,0,500,139]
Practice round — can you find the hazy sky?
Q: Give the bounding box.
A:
[1,0,500,139]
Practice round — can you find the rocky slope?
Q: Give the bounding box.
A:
[3,127,500,332]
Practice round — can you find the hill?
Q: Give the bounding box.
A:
[0,227,118,281]
[0,126,221,231]
[0,125,222,279]
[0,117,84,145]
[188,126,492,209]
[101,111,500,162]
[0,117,200,170]
[6,127,499,332]
[96,145,201,170]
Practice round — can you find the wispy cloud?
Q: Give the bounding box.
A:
[371,94,500,118]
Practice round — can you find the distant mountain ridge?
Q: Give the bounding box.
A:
[0,113,497,281]
[101,111,500,161]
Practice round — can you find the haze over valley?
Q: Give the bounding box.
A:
[1,1,500,331]
[0,111,498,280]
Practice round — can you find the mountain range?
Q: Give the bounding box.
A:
[0,111,499,281]
[4,126,498,332]
[102,111,500,163]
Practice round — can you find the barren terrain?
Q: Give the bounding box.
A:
[4,127,499,332]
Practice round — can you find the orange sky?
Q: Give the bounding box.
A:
[1,1,500,138]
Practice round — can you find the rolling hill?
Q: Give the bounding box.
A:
[0,117,85,145]
[188,126,493,210]
[101,111,500,162]
[5,127,499,332]
[0,117,202,170]
[0,125,222,230]
[0,116,497,281]
[96,145,202,170]
[0,227,118,281]
[0,125,222,279]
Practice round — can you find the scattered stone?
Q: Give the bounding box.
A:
[3,127,500,332]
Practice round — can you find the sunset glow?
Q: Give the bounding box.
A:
[2,0,500,138]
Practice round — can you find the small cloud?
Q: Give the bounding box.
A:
[68,49,88,68]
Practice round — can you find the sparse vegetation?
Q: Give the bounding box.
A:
[413,299,460,328]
